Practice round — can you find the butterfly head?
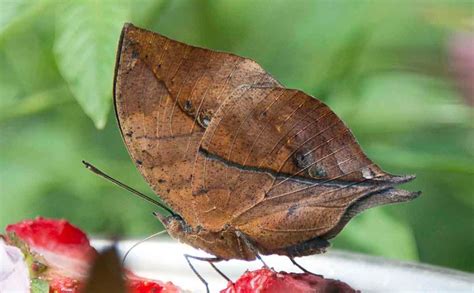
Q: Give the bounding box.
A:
[152,212,190,239]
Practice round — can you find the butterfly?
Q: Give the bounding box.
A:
[92,23,419,291]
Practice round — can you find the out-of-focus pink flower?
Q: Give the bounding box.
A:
[0,239,29,293]
[448,32,474,106]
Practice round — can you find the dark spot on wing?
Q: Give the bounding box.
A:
[293,151,311,169]
[193,187,208,196]
[309,164,327,178]
[184,100,193,112]
[287,204,298,217]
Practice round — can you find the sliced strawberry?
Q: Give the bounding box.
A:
[6,217,96,280]
[126,272,182,293]
[128,278,164,293]
[221,268,357,293]
[6,217,96,259]
[4,217,183,293]
[48,276,81,293]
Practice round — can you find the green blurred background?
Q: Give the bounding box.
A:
[1,0,473,272]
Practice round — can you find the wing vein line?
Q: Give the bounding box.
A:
[257,102,325,169]
[167,47,193,136]
[189,58,241,224]
[268,127,352,191]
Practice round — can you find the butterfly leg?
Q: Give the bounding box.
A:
[183,254,229,293]
[256,254,269,268]
[235,230,270,269]
[288,256,322,277]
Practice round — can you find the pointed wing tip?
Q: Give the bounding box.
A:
[122,22,135,31]
[384,188,422,202]
[117,24,134,59]
[381,173,420,201]
[384,173,416,185]
[399,189,422,198]
[120,23,141,44]
[413,190,422,198]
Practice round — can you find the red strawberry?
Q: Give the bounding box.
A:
[49,277,81,293]
[46,269,181,293]
[6,217,96,259]
[128,279,164,293]
[126,272,181,293]
[6,217,96,280]
[4,217,183,293]
[221,268,357,293]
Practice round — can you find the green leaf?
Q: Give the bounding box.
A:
[0,86,72,123]
[0,0,29,32]
[330,72,473,133]
[0,0,52,43]
[316,27,371,98]
[368,144,474,175]
[31,279,49,293]
[130,0,169,27]
[333,208,419,261]
[54,1,130,128]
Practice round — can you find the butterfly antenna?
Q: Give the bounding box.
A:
[82,161,176,216]
[121,229,168,267]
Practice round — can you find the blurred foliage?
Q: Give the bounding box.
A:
[1,0,473,272]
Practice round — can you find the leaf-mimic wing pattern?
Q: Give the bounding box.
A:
[114,24,419,260]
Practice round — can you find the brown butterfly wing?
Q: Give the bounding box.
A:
[114,24,280,227]
[193,86,417,251]
[115,24,418,254]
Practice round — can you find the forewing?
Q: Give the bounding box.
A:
[114,24,280,226]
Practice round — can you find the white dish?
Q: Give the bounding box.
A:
[92,239,473,293]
